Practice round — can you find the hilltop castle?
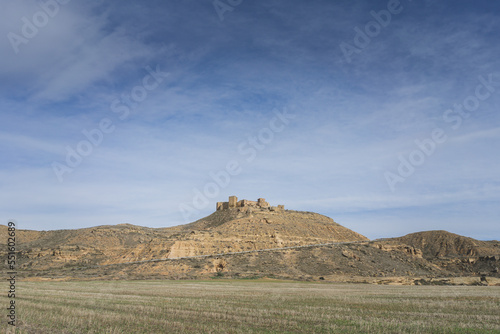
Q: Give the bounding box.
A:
[216,196,284,211]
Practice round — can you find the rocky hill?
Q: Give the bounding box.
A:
[381,230,500,280]
[389,230,499,259]
[1,206,499,285]
[0,208,367,271]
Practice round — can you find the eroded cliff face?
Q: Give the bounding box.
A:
[392,230,496,259]
[165,209,368,258]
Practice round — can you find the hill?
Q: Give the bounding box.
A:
[388,230,500,259]
[0,207,367,272]
[1,203,499,284]
[380,230,500,281]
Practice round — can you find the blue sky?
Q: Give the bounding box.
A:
[1,0,499,240]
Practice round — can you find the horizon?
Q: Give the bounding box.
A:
[1,1,499,241]
[4,208,498,242]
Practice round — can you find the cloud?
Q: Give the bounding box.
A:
[0,1,499,240]
[1,2,156,102]
[450,127,500,144]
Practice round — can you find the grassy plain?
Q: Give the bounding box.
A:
[1,279,499,333]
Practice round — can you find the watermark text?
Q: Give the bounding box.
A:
[6,221,17,328]
[385,74,498,191]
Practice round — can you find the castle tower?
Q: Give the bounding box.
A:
[228,196,238,208]
[257,198,269,208]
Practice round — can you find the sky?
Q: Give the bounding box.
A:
[1,0,499,240]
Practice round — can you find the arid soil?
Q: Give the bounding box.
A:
[1,208,499,284]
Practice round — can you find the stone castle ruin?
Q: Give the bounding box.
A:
[216,196,284,212]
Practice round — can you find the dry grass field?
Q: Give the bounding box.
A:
[1,280,499,333]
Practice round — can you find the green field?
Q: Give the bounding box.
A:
[2,280,499,333]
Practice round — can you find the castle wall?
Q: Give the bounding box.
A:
[216,201,230,211]
[257,198,270,208]
[238,200,258,207]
